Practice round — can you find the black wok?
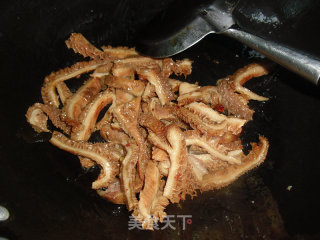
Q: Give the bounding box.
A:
[0,0,320,239]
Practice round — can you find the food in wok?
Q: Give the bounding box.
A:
[26,33,269,230]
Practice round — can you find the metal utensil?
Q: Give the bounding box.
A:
[136,0,320,85]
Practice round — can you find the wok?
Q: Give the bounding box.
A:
[0,0,320,239]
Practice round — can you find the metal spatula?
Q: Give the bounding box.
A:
[136,0,320,85]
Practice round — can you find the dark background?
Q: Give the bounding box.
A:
[0,0,320,239]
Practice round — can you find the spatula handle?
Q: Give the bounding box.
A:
[224,28,320,85]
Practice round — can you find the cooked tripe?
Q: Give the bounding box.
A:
[26,33,269,230]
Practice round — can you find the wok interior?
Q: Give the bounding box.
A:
[1,0,320,239]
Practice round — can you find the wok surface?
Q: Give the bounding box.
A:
[0,0,320,239]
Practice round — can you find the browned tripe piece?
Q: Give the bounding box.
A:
[177,86,219,106]
[41,59,107,108]
[201,136,269,190]
[71,88,114,141]
[63,77,103,123]
[56,82,72,105]
[104,75,145,96]
[100,124,137,209]
[65,33,104,59]
[50,131,120,189]
[133,161,161,230]
[120,142,140,211]
[232,63,269,101]
[217,63,269,120]
[26,33,270,230]
[26,103,70,134]
[95,89,135,130]
[163,125,196,202]
[113,97,149,181]
[137,68,174,105]
[101,45,138,59]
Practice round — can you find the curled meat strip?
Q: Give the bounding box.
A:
[176,107,231,137]
[113,97,149,181]
[139,112,169,151]
[217,63,269,120]
[164,125,195,202]
[100,124,139,210]
[185,102,247,135]
[67,86,113,168]
[41,59,107,108]
[147,125,196,203]
[201,136,269,190]
[56,82,72,105]
[71,89,114,141]
[120,143,140,210]
[26,103,70,134]
[133,161,161,230]
[232,63,269,101]
[184,130,241,165]
[26,33,271,230]
[95,89,135,130]
[62,77,103,123]
[137,68,174,106]
[178,86,219,106]
[65,33,104,59]
[162,58,193,78]
[217,79,254,120]
[50,131,120,189]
